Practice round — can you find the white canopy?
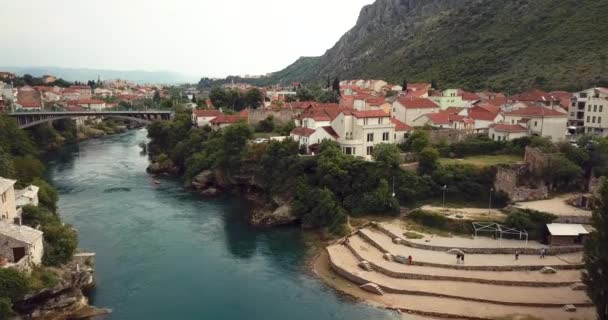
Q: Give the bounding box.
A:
[546,223,590,236]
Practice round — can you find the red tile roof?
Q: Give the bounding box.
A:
[365,97,386,106]
[391,118,412,132]
[504,106,567,117]
[193,109,223,118]
[490,124,528,133]
[352,110,390,118]
[396,97,439,109]
[461,91,481,101]
[322,126,340,139]
[425,113,472,125]
[468,105,501,121]
[290,127,316,137]
[440,107,465,115]
[68,99,105,105]
[210,115,245,125]
[509,90,556,103]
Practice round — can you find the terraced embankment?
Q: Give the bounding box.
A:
[316,223,596,320]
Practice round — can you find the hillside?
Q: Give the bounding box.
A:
[263,0,608,93]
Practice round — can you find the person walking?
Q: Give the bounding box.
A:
[461,253,465,264]
[515,250,520,261]
[408,255,413,265]
[540,248,546,259]
[456,253,461,264]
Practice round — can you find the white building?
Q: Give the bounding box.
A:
[488,124,529,141]
[0,178,17,224]
[391,97,440,126]
[0,221,44,271]
[570,87,608,137]
[192,109,223,127]
[502,106,568,142]
[332,110,395,160]
[15,185,40,209]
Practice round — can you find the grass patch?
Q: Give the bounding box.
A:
[403,231,424,239]
[29,267,61,291]
[439,154,522,167]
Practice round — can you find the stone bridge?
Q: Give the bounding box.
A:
[7,110,173,129]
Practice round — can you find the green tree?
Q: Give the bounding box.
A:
[583,178,608,320]
[256,116,275,133]
[372,143,401,168]
[244,88,264,109]
[191,93,197,103]
[42,223,78,266]
[332,77,340,94]
[296,88,315,101]
[32,178,59,212]
[418,147,439,174]
[403,129,430,152]
[0,148,15,178]
[13,155,45,185]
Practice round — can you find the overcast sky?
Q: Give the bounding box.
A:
[0,0,374,78]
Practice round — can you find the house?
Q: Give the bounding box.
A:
[0,221,44,271]
[570,87,608,137]
[15,86,43,110]
[68,85,92,99]
[545,223,590,246]
[15,185,39,209]
[0,72,16,81]
[404,83,431,98]
[411,112,474,131]
[0,82,15,103]
[509,89,559,107]
[209,115,246,130]
[68,99,106,110]
[290,126,338,152]
[391,97,440,126]
[0,178,17,223]
[93,88,113,98]
[463,103,503,130]
[331,110,395,160]
[488,124,529,141]
[391,118,412,144]
[192,109,223,127]
[503,106,568,142]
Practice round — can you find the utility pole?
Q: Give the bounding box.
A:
[442,185,447,209]
[489,188,494,213]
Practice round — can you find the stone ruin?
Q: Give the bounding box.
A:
[494,147,557,202]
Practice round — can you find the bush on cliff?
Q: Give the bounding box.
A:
[0,268,31,318]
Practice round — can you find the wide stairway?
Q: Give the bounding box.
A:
[325,223,596,320]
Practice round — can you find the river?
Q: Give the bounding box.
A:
[46,129,398,320]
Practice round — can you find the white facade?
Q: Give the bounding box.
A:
[503,114,567,142]
[15,185,40,209]
[0,178,17,223]
[391,99,440,126]
[332,112,395,160]
[573,88,608,137]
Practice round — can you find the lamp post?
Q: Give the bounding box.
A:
[489,188,494,213]
[392,177,396,198]
[442,185,447,209]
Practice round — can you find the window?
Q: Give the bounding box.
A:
[534,121,538,127]
[492,134,495,140]
[594,105,598,112]
[382,132,389,141]
[593,116,597,123]
[600,106,604,113]
[364,119,368,125]
[378,118,382,124]
[344,147,353,155]
[589,105,592,112]
[571,112,575,117]
[599,117,602,124]
[587,116,591,123]
[580,92,588,98]
[367,133,374,142]
[366,146,374,156]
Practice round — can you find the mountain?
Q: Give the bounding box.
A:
[0,66,198,84]
[263,0,608,93]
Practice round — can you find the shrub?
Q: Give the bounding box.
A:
[408,209,448,229]
[449,135,506,157]
[418,147,439,174]
[256,116,275,133]
[41,224,78,266]
[0,268,30,300]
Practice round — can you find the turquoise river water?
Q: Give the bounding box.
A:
[46,129,398,320]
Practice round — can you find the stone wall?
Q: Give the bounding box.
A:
[428,129,476,145]
[247,109,295,126]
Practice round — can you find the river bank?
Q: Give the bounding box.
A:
[45,129,397,320]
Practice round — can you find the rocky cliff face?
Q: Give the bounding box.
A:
[265,0,608,92]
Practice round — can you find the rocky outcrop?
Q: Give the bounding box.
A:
[14,263,110,320]
[146,160,179,175]
[249,203,298,227]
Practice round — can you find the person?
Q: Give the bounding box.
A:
[343,238,350,246]
[461,253,465,264]
[456,253,461,264]
[515,250,520,261]
[540,248,546,259]
[408,255,413,265]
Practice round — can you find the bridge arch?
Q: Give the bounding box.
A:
[18,115,153,129]
[8,110,173,129]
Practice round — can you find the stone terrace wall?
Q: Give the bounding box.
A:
[429,129,476,145]
[248,109,295,126]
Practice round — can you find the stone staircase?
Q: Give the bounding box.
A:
[324,226,596,320]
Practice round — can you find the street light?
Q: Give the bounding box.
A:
[392,177,396,198]
[442,185,448,209]
[489,188,494,213]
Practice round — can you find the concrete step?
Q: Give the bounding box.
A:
[347,235,582,287]
[328,245,592,307]
[358,228,582,271]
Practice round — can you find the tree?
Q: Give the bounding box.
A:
[332,77,340,94]
[32,178,59,212]
[13,155,45,185]
[244,88,264,109]
[42,223,78,266]
[583,177,608,320]
[256,116,275,133]
[418,147,439,174]
[373,143,401,168]
[153,91,161,105]
[402,129,430,152]
[296,88,315,101]
[402,79,408,92]
[431,79,438,90]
